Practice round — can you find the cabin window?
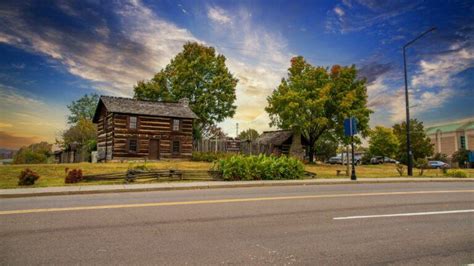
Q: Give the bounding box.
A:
[128,139,138,153]
[460,136,466,149]
[172,140,180,154]
[172,119,180,131]
[129,116,137,129]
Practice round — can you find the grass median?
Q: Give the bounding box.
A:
[0,161,472,189]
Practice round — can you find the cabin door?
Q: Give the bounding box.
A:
[148,139,160,160]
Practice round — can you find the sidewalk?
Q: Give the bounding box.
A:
[1,177,473,198]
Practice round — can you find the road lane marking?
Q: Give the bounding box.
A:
[1,189,474,216]
[333,209,474,220]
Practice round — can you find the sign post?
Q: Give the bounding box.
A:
[344,117,358,180]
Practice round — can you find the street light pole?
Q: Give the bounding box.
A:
[403,27,436,176]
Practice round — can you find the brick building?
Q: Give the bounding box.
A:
[426,120,474,157]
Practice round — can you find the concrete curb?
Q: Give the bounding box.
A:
[1,178,473,198]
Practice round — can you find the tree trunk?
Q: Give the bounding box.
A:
[309,145,314,163]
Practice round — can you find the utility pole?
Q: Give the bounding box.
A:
[236,123,239,138]
[403,27,436,176]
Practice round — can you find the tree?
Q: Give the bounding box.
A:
[265,56,371,162]
[314,133,339,162]
[207,125,228,139]
[60,117,97,149]
[238,128,260,141]
[134,42,238,139]
[392,119,434,164]
[57,117,97,161]
[60,93,99,161]
[368,126,399,161]
[13,142,52,164]
[452,149,469,168]
[66,93,99,124]
[432,153,448,162]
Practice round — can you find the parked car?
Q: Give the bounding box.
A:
[428,161,450,169]
[352,154,363,165]
[370,156,399,164]
[328,154,362,165]
[328,156,343,164]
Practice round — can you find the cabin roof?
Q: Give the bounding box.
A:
[93,96,198,122]
[255,130,294,145]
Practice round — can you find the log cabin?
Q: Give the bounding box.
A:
[255,130,308,159]
[92,96,198,162]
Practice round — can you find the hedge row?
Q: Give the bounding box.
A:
[213,154,305,181]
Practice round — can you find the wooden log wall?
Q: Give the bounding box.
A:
[111,114,194,160]
[96,108,114,161]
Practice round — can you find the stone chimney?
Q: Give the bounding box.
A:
[289,131,305,160]
[178,98,190,106]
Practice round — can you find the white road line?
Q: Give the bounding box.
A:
[334,209,474,220]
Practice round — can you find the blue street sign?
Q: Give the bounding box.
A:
[468,151,474,163]
[344,117,358,136]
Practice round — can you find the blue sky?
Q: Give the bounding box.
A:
[0,0,473,149]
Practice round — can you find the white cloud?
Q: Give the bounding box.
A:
[0,0,198,96]
[366,44,472,125]
[365,73,457,124]
[411,47,473,88]
[334,7,345,17]
[0,1,292,137]
[207,7,292,136]
[207,7,231,24]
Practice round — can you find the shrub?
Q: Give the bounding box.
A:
[18,168,40,186]
[213,154,305,181]
[444,170,467,178]
[125,169,140,183]
[13,142,52,164]
[192,151,230,162]
[395,164,405,176]
[65,169,83,183]
[415,158,428,176]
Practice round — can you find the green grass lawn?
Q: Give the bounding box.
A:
[0,161,213,189]
[304,163,474,178]
[1,161,472,189]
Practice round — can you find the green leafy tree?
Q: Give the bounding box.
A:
[60,117,97,149]
[265,56,371,162]
[393,119,434,164]
[134,42,238,139]
[432,153,448,162]
[452,149,469,168]
[67,93,99,124]
[238,128,260,141]
[58,117,97,161]
[314,133,339,162]
[13,142,52,164]
[368,126,399,161]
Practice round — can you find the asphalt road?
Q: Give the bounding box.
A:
[1,182,473,265]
